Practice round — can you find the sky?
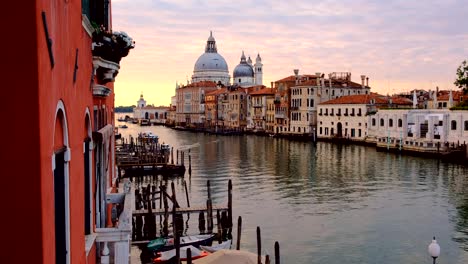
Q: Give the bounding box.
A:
[111,0,468,107]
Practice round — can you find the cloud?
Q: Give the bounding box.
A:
[111,0,468,106]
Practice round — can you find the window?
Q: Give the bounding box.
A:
[83,0,110,29]
[398,119,402,127]
[465,120,468,131]
[380,118,384,126]
[451,120,457,130]
[389,119,393,127]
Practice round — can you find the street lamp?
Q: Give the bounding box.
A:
[428,236,440,264]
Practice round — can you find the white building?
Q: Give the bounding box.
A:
[133,94,170,123]
[367,109,468,151]
[318,94,412,141]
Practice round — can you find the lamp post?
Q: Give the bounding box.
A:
[428,236,440,264]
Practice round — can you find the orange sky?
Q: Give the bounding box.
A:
[111,0,468,107]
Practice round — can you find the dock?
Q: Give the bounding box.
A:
[116,135,189,177]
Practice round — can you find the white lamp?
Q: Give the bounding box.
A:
[428,236,440,264]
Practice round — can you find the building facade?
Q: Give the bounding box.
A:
[7,1,134,263]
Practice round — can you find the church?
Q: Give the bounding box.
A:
[190,31,263,87]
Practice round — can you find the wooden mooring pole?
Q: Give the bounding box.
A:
[228,179,233,236]
[275,241,280,264]
[184,180,190,208]
[236,216,242,250]
[257,226,262,264]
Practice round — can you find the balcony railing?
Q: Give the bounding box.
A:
[95,178,133,264]
[92,28,135,84]
[274,113,285,119]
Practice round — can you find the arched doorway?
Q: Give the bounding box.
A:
[53,101,70,264]
[337,122,343,137]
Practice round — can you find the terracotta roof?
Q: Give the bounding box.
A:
[437,90,463,101]
[320,94,412,105]
[274,74,317,83]
[249,87,275,95]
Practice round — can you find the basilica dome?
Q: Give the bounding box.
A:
[194,52,228,72]
[191,32,230,85]
[233,51,254,78]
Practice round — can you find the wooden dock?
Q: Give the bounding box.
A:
[133,204,228,216]
[116,135,189,178]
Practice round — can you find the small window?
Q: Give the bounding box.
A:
[465,120,468,131]
[398,119,402,127]
[380,118,384,126]
[451,120,457,130]
[389,119,393,127]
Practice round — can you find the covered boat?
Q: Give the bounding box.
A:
[147,234,215,252]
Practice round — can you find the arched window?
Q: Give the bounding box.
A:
[451,120,457,130]
[465,120,468,131]
[372,118,376,126]
[398,119,402,127]
[389,119,393,127]
[380,118,384,126]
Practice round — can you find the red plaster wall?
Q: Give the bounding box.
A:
[6,1,118,263]
[3,2,42,264]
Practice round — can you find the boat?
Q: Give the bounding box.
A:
[139,119,151,126]
[138,131,159,143]
[147,234,215,252]
[199,239,231,253]
[117,117,125,122]
[118,124,128,128]
[152,245,209,263]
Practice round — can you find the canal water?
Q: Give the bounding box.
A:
[116,115,468,264]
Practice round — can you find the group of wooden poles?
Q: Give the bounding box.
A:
[130,177,281,264]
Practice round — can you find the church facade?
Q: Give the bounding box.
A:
[176,32,264,126]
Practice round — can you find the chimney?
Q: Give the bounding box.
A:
[361,75,366,88]
[366,77,369,87]
[294,69,299,85]
[328,73,332,88]
[270,82,273,89]
[316,72,321,86]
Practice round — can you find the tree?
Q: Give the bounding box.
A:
[454,60,468,94]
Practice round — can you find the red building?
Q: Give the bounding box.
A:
[5,1,134,263]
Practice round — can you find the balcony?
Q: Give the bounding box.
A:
[290,106,299,111]
[95,178,133,264]
[253,103,263,108]
[275,113,285,119]
[92,27,135,84]
[93,84,112,97]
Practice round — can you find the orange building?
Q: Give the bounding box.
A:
[5,1,133,264]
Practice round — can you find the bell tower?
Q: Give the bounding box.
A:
[254,53,263,85]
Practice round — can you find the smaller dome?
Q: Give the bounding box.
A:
[234,64,254,78]
[233,51,254,78]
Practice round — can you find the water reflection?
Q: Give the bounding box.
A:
[116,115,468,263]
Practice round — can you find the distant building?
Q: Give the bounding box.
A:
[368,109,468,150]
[318,94,412,141]
[133,93,170,122]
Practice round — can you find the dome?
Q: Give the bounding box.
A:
[233,63,254,78]
[194,52,229,72]
[233,51,254,78]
